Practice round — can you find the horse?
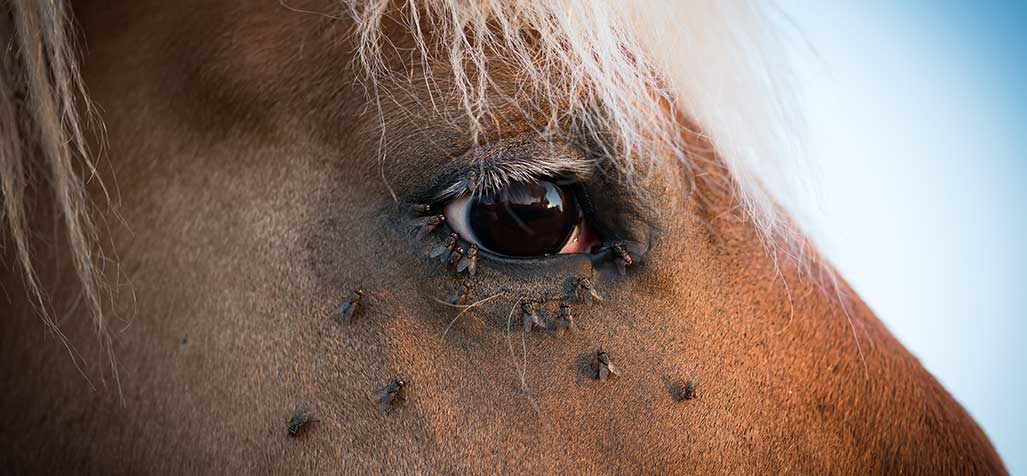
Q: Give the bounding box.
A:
[0,0,1006,473]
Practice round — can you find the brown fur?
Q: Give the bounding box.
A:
[0,1,1006,474]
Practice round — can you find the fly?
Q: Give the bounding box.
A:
[555,303,578,336]
[575,277,603,305]
[592,241,642,276]
[457,244,478,276]
[682,379,696,400]
[596,348,620,381]
[333,288,364,323]
[287,406,319,437]
[672,379,696,401]
[431,233,459,261]
[375,378,407,408]
[414,214,445,240]
[447,246,466,268]
[461,169,479,195]
[611,243,633,276]
[522,301,544,333]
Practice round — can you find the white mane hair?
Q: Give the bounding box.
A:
[345,0,811,257]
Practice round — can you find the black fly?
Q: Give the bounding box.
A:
[610,243,633,276]
[447,246,466,268]
[592,241,642,276]
[457,244,478,276]
[460,169,479,194]
[521,301,544,333]
[287,406,319,437]
[575,277,603,305]
[431,233,459,261]
[375,378,407,408]
[672,379,697,402]
[683,379,696,400]
[333,288,364,323]
[555,303,578,336]
[596,348,620,381]
[414,214,445,240]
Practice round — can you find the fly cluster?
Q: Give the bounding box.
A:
[413,204,477,276]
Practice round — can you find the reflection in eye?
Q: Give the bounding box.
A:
[444,181,599,257]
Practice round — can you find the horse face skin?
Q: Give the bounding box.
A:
[0,1,1005,474]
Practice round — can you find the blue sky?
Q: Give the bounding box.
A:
[779,0,1027,470]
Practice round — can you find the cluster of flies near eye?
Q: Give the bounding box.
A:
[287,202,694,437]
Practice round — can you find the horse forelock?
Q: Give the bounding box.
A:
[1,0,118,386]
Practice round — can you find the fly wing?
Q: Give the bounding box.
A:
[457,253,472,273]
[597,363,610,381]
[448,249,464,267]
[606,361,620,377]
[341,303,356,323]
[579,286,592,305]
[466,256,477,276]
[413,215,443,240]
[414,218,431,240]
[523,312,533,333]
[430,240,450,259]
[376,387,396,407]
[333,300,356,323]
[377,392,393,408]
[614,258,627,276]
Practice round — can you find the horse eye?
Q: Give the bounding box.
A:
[443,181,599,257]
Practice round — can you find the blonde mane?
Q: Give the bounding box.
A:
[1,1,112,372]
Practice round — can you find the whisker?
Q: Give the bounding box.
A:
[440,292,505,337]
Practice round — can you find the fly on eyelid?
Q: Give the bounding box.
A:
[575,277,602,305]
[413,203,433,215]
[333,288,364,323]
[521,301,544,333]
[457,244,478,276]
[447,246,466,268]
[461,169,479,194]
[594,242,642,276]
[431,233,459,261]
[596,349,619,381]
[413,214,445,240]
[555,303,578,336]
[611,243,633,275]
[375,378,407,408]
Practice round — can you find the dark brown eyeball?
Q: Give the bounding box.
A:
[444,181,597,257]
